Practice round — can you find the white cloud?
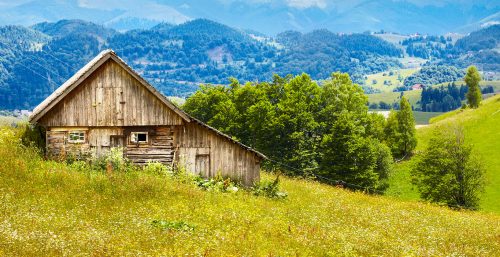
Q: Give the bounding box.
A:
[286,0,327,9]
[77,0,190,24]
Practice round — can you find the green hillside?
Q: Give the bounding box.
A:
[0,127,499,255]
[387,94,500,212]
[365,68,418,92]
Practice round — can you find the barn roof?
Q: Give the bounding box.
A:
[29,49,191,123]
[29,49,265,159]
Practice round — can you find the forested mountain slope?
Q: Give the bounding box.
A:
[0,19,403,110]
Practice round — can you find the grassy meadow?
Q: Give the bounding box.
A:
[387,94,500,212]
[365,68,418,92]
[0,127,500,255]
[413,111,444,124]
[367,89,421,107]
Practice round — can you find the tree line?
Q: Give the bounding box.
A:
[183,72,416,192]
[183,66,486,210]
[420,83,494,112]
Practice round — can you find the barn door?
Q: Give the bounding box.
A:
[195,155,210,177]
[110,135,125,148]
[89,129,123,157]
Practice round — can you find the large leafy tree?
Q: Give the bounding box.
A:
[319,112,392,190]
[412,125,484,209]
[183,72,394,190]
[465,66,482,108]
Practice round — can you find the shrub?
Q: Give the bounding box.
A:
[252,175,288,199]
[90,147,136,173]
[411,125,485,209]
[194,174,239,193]
[143,161,173,176]
[19,123,45,154]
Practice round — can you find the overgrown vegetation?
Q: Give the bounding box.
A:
[1,126,499,255]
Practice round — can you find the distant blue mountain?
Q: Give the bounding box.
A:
[0,0,498,35]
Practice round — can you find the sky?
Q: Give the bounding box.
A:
[0,0,498,34]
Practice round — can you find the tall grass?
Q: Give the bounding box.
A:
[0,126,499,255]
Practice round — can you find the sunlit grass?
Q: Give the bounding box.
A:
[0,126,499,255]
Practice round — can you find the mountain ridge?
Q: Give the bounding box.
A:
[0,19,497,110]
[0,1,498,35]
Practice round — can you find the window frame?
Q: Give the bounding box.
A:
[67,131,86,144]
[130,132,149,144]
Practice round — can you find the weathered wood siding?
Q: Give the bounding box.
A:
[88,127,123,156]
[46,128,91,159]
[125,126,175,165]
[38,60,183,127]
[176,122,261,186]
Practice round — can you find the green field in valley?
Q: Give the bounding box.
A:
[413,111,444,124]
[367,90,421,107]
[365,68,418,93]
[387,94,500,213]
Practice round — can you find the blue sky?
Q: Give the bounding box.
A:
[0,0,498,34]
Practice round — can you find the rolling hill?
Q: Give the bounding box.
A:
[0,126,499,255]
[387,94,500,212]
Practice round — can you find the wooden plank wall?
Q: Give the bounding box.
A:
[46,129,91,159]
[88,128,123,157]
[176,122,260,186]
[125,126,175,165]
[46,123,260,185]
[39,60,183,127]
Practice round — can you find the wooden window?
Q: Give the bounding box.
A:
[68,131,85,143]
[130,132,148,144]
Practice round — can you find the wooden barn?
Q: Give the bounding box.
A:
[29,50,264,185]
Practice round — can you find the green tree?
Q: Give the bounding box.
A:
[396,96,417,157]
[182,72,393,189]
[319,113,378,188]
[274,73,321,175]
[384,97,416,157]
[411,125,485,209]
[319,112,392,190]
[465,66,482,108]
